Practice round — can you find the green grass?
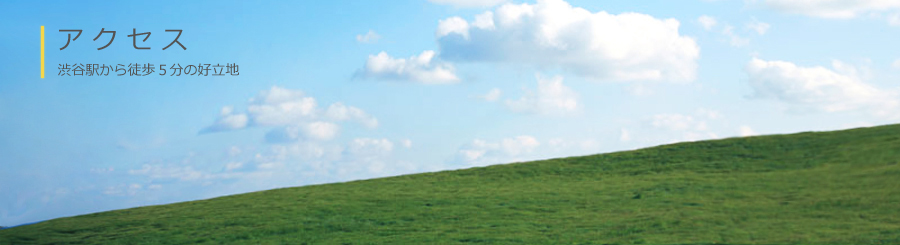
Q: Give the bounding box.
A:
[2,124,900,244]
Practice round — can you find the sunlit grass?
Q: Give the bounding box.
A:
[2,124,899,244]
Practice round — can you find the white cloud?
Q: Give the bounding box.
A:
[437,17,470,39]
[479,88,502,101]
[265,121,340,143]
[457,135,540,166]
[324,103,378,128]
[739,125,758,137]
[746,18,771,35]
[758,0,900,19]
[202,87,378,136]
[361,51,460,84]
[472,12,496,29]
[698,15,718,30]
[745,58,899,116]
[428,0,507,8]
[246,87,317,127]
[348,138,394,156]
[455,135,598,166]
[130,85,420,204]
[258,138,404,178]
[892,59,900,69]
[195,87,413,176]
[356,30,381,43]
[437,0,700,82]
[343,138,404,175]
[506,75,579,115]
[200,106,249,133]
[126,153,279,189]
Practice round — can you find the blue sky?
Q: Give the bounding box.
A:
[1,0,899,226]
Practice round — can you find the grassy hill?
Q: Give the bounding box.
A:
[2,124,900,244]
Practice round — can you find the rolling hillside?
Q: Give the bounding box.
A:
[2,124,899,244]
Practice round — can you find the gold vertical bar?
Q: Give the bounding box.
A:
[41,26,45,78]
